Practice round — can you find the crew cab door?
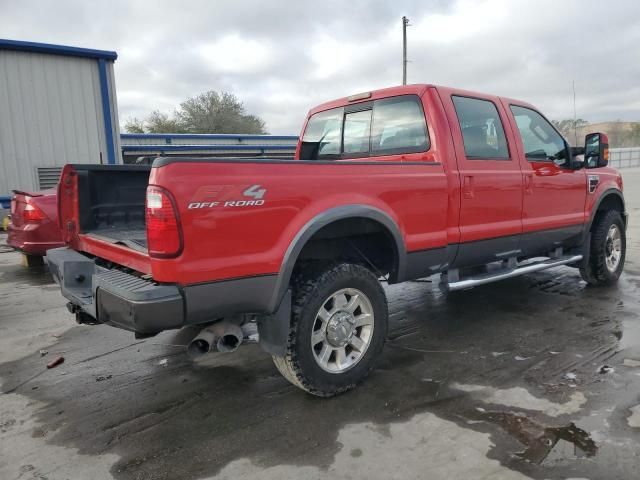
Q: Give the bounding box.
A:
[443,94,523,266]
[504,103,587,255]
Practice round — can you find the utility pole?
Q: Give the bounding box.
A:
[402,16,410,85]
[572,80,578,146]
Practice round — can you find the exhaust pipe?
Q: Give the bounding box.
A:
[187,322,244,359]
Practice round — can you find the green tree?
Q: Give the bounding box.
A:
[123,91,267,134]
[125,111,185,134]
[124,117,145,133]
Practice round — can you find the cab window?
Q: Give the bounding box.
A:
[510,105,568,166]
[299,95,430,160]
[371,96,429,155]
[343,109,372,155]
[452,96,509,159]
[299,107,344,159]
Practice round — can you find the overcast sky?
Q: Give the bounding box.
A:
[2,0,640,134]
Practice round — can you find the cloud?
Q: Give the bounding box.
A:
[1,0,639,133]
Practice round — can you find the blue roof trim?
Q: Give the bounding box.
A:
[98,59,117,164]
[0,39,117,60]
[122,144,296,152]
[120,133,298,141]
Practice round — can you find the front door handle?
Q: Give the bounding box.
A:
[463,175,474,199]
[524,173,533,195]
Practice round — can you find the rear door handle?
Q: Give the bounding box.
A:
[463,175,474,199]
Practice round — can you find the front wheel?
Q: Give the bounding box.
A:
[580,210,626,286]
[272,263,388,397]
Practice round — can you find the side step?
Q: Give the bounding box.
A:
[442,254,583,292]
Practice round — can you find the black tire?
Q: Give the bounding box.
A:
[272,263,388,397]
[580,210,626,286]
[22,253,44,268]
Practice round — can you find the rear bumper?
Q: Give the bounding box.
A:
[46,247,184,334]
[45,247,281,337]
[7,222,64,256]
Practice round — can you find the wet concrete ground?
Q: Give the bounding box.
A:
[2,171,640,480]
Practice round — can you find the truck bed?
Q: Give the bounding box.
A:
[70,165,151,255]
[87,227,148,252]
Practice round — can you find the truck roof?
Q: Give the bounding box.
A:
[307,83,536,116]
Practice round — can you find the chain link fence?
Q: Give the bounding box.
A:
[610,148,640,168]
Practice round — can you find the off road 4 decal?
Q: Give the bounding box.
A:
[188,184,267,209]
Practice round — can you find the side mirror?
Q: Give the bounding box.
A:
[585,132,609,168]
[568,146,585,169]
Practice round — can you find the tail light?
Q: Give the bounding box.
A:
[146,186,182,258]
[58,165,79,244]
[23,202,46,223]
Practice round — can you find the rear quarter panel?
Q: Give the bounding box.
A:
[148,160,449,284]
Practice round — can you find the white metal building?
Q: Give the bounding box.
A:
[0,39,121,197]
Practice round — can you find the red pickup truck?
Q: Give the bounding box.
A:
[47,84,626,396]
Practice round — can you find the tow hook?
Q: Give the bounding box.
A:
[66,302,80,314]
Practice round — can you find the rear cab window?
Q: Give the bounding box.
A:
[371,96,429,155]
[299,107,343,159]
[343,109,372,155]
[299,95,429,160]
[452,96,509,160]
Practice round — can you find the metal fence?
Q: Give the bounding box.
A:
[119,133,299,164]
[609,148,640,168]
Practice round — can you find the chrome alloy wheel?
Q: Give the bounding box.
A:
[605,224,622,273]
[311,288,375,373]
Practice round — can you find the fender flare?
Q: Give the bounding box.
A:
[267,205,406,313]
[577,188,626,272]
[585,188,626,237]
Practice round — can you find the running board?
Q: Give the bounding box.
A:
[443,254,583,292]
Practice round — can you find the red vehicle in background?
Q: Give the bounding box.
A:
[7,189,64,265]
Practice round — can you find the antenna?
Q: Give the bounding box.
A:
[572,80,578,146]
[402,16,410,85]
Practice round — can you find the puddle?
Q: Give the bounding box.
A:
[453,383,587,417]
[477,410,597,464]
[0,393,120,480]
[209,410,531,480]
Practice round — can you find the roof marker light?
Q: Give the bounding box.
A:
[347,92,372,102]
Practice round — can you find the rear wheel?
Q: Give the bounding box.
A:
[22,253,44,268]
[272,263,388,396]
[580,210,626,285]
